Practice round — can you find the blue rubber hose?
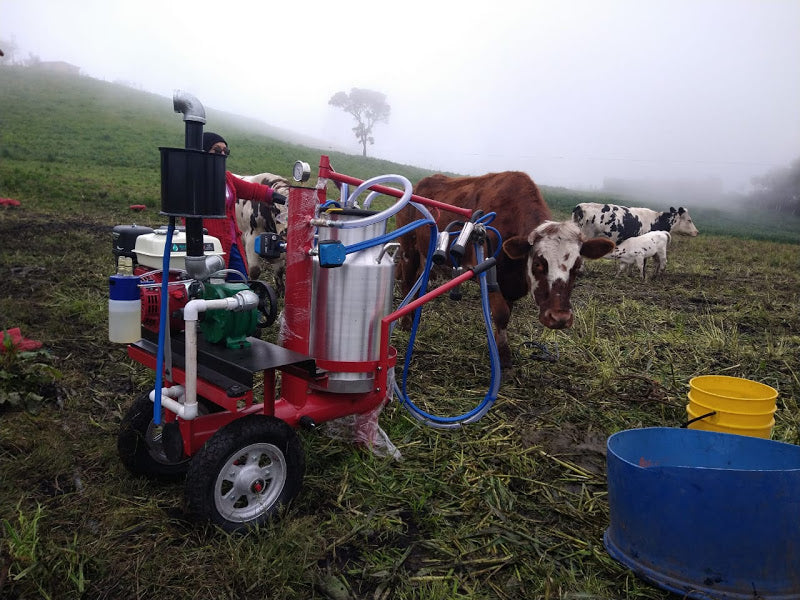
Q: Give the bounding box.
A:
[393,234,502,428]
[152,217,175,425]
[343,218,433,255]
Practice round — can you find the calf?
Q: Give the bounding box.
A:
[235,172,290,290]
[572,202,698,243]
[397,172,615,368]
[607,231,671,280]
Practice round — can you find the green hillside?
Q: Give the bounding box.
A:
[1,65,798,242]
[0,66,445,216]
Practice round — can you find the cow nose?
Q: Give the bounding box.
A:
[540,309,573,330]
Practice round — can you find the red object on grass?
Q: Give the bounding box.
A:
[1,328,43,352]
[129,204,147,212]
[0,197,21,207]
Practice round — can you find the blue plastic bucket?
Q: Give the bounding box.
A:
[604,427,800,599]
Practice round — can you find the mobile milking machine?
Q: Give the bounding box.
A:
[110,91,502,532]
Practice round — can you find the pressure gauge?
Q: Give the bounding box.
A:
[292,160,311,182]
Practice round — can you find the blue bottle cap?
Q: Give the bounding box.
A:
[109,275,140,301]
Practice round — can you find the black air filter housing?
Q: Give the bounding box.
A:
[159,147,226,218]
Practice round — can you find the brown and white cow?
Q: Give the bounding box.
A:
[397,172,615,368]
[235,172,290,289]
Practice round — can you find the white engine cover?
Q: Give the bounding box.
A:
[134,227,224,270]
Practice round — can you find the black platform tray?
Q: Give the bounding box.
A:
[134,329,323,395]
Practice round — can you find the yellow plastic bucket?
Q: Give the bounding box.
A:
[686,375,778,439]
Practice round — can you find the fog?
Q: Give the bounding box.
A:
[3,0,799,194]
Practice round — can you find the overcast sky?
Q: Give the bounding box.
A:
[3,0,799,192]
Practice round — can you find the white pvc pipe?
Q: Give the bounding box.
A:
[155,291,258,420]
[148,384,199,420]
[184,319,199,420]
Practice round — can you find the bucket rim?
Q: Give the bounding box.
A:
[607,427,800,473]
[689,375,778,401]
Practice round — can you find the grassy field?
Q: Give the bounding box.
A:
[1,66,799,599]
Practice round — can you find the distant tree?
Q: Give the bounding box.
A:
[328,88,390,157]
[750,157,800,215]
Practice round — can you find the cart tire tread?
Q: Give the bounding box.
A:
[184,414,304,532]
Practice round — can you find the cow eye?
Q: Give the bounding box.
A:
[531,257,547,274]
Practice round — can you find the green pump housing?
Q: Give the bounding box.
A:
[199,281,259,349]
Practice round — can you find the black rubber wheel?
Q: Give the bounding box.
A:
[184,414,304,532]
[117,391,191,480]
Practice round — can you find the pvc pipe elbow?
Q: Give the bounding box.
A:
[164,385,185,400]
[183,299,206,321]
[159,396,198,420]
[181,401,198,420]
[149,387,198,420]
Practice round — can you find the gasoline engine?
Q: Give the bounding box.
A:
[110,224,276,349]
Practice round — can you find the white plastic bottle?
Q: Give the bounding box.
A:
[108,257,141,343]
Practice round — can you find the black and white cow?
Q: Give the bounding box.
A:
[235,172,290,291]
[571,202,699,243]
